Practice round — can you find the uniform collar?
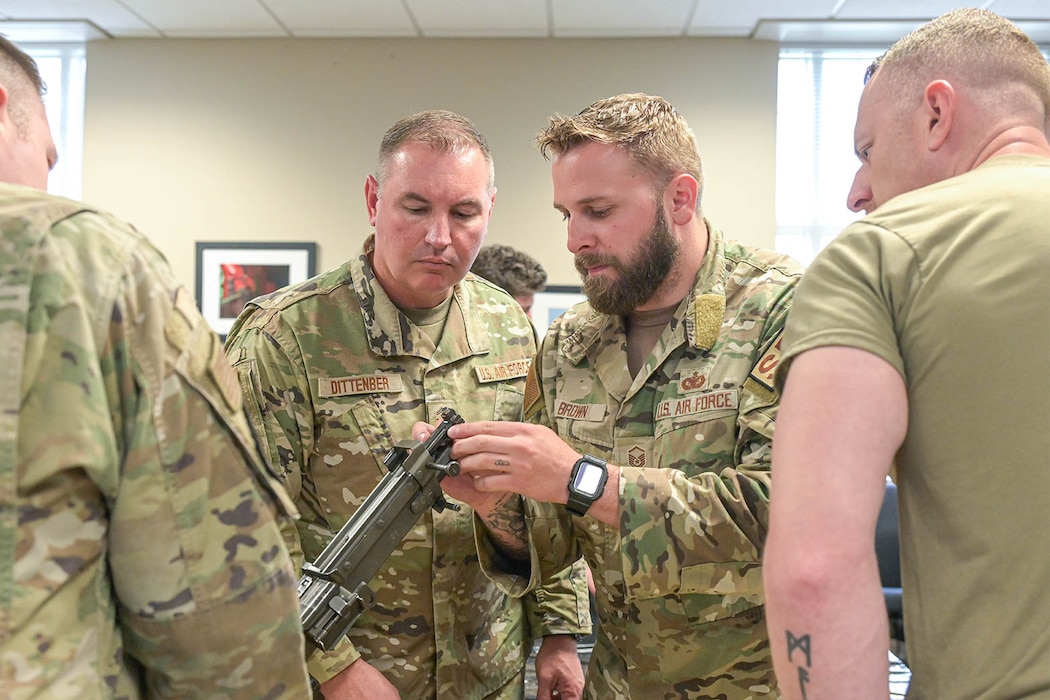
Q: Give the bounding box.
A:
[351,234,492,360]
[559,220,729,367]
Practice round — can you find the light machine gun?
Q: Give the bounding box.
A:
[298,407,464,654]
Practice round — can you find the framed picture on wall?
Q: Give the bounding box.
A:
[195,241,317,337]
[531,284,587,338]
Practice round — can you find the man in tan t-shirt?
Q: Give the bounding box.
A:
[764,9,1050,699]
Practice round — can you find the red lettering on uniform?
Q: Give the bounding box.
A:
[556,401,589,419]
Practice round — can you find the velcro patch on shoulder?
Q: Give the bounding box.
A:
[474,358,531,384]
[211,342,243,414]
[174,285,200,329]
[749,334,783,392]
[165,287,197,353]
[522,361,543,421]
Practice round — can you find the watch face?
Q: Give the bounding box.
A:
[573,463,604,497]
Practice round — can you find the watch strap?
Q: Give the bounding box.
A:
[566,454,607,516]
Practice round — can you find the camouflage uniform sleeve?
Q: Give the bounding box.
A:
[521,347,591,578]
[469,354,592,638]
[225,323,308,570]
[523,558,592,638]
[520,358,592,638]
[467,352,592,637]
[103,225,310,697]
[225,317,362,681]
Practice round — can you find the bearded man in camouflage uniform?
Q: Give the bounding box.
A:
[0,37,310,698]
[225,110,590,700]
[442,93,803,698]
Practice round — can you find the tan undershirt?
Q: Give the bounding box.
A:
[401,295,453,348]
[626,302,679,377]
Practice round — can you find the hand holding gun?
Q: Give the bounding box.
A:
[298,407,464,653]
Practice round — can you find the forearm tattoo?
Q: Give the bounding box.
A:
[786,630,812,699]
[483,493,530,560]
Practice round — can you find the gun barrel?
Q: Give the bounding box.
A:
[298,407,464,651]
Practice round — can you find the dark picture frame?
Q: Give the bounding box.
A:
[195,241,317,336]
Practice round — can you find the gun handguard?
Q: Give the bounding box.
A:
[298,407,464,652]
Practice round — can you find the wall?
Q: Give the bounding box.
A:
[83,37,778,290]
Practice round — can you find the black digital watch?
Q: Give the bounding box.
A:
[566,454,608,516]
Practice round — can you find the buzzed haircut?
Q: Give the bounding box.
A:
[867,9,1050,128]
[535,93,704,209]
[0,34,45,133]
[470,244,547,297]
[375,109,495,193]
[0,34,44,96]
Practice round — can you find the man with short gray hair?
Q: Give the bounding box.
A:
[226,109,590,700]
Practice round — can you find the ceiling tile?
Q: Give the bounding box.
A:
[690,0,840,36]
[263,0,417,37]
[3,0,1047,42]
[121,0,285,37]
[834,0,972,20]
[754,19,925,45]
[407,0,548,37]
[0,0,157,36]
[552,0,693,37]
[0,20,109,41]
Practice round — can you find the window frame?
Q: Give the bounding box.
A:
[21,42,86,199]
[775,45,1050,265]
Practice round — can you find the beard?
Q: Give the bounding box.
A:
[575,207,680,316]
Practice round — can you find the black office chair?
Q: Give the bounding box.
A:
[875,480,905,652]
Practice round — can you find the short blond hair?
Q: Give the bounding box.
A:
[870,9,1050,129]
[536,93,704,207]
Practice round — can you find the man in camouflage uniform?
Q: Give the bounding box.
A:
[225,110,590,699]
[444,94,803,698]
[0,37,310,699]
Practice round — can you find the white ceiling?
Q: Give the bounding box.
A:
[0,0,1048,44]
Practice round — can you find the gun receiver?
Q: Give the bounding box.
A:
[298,407,464,652]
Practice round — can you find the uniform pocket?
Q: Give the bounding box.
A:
[492,382,525,421]
[674,561,765,625]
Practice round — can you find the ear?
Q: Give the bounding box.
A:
[667,174,701,225]
[666,173,698,226]
[923,80,955,151]
[364,174,380,226]
[0,85,13,133]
